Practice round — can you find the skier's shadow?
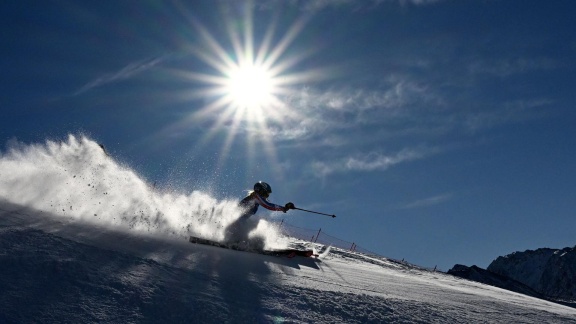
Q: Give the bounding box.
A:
[263,253,322,270]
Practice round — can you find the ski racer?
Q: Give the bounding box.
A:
[238,181,295,220]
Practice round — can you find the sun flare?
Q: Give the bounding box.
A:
[166,4,326,179]
[226,63,275,111]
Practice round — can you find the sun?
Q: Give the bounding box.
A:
[225,62,275,111]
[177,8,313,125]
[161,3,326,180]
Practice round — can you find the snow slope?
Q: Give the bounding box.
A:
[1,136,576,322]
[2,202,576,323]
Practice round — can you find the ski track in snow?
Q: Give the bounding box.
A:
[1,136,576,322]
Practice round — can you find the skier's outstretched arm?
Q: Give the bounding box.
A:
[254,194,293,212]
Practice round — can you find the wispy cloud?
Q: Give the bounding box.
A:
[74,56,166,95]
[311,146,438,176]
[468,57,559,78]
[398,193,453,209]
[400,0,443,4]
[270,76,443,144]
[312,81,428,112]
[345,149,424,171]
[288,75,430,111]
[259,0,442,12]
[463,98,554,132]
[275,70,550,147]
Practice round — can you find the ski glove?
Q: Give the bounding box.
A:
[284,202,295,211]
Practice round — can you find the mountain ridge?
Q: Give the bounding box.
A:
[448,245,576,308]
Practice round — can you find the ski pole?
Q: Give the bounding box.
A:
[294,207,336,218]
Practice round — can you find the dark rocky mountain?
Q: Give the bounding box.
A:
[449,246,576,308]
[448,264,545,299]
[488,246,576,302]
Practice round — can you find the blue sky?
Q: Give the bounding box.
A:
[2,0,575,270]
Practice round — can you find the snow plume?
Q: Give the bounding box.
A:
[0,135,285,247]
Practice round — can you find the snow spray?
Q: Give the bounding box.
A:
[0,135,285,247]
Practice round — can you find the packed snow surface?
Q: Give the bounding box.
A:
[1,136,576,322]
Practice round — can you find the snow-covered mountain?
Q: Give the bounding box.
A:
[2,136,576,322]
[488,246,576,302]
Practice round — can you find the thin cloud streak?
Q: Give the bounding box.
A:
[311,147,437,176]
[259,0,443,12]
[281,77,552,143]
[398,193,453,209]
[269,78,441,142]
[74,56,166,95]
[345,149,424,171]
[468,57,560,78]
[463,98,554,133]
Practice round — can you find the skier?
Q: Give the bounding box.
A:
[223,181,293,246]
[238,181,295,220]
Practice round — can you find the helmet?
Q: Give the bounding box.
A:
[254,181,272,197]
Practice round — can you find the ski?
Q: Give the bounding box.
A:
[189,236,317,258]
[188,236,232,249]
[262,249,316,258]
